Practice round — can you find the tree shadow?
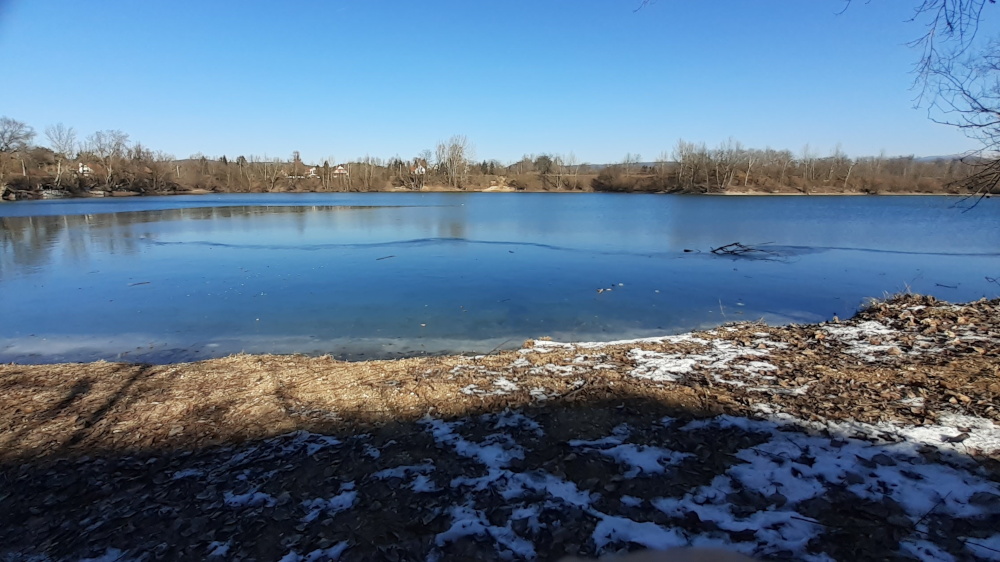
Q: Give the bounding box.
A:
[0,388,998,561]
[0,364,152,458]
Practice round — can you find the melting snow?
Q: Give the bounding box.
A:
[460,376,520,396]
[79,549,129,562]
[421,409,1000,560]
[822,321,900,361]
[207,541,230,557]
[301,486,358,523]
[171,468,204,480]
[277,543,349,562]
[591,516,686,551]
[627,340,776,385]
[373,463,435,480]
[223,490,276,508]
[422,417,524,467]
[435,505,536,559]
[570,423,690,478]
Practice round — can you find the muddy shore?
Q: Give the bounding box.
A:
[1,295,998,560]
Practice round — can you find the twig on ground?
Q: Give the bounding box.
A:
[480,340,514,359]
[913,492,950,529]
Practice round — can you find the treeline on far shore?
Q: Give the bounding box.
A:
[0,117,991,200]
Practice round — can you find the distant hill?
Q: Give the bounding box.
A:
[914,154,966,162]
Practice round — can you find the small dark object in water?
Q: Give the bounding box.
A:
[711,242,758,255]
[376,255,396,261]
[710,242,781,260]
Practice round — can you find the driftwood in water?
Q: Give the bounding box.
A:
[712,242,759,255]
[710,242,780,260]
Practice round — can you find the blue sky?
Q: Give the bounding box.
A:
[0,0,996,164]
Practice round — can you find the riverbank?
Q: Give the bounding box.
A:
[1,295,999,560]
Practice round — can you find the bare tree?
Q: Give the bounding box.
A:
[799,144,816,192]
[0,117,36,183]
[437,135,472,188]
[842,0,999,194]
[743,149,757,187]
[673,139,711,191]
[45,123,76,187]
[249,155,282,192]
[826,144,850,184]
[925,36,1000,193]
[565,151,581,189]
[320,159,331,191]
[712,139,741,191]
[235,155,253,191]
[357,154,380,191]
[774,149,795,187]
[622,153,641,178]
[148,151,174,191]
[0,117,35,153]
[86,130,129,188]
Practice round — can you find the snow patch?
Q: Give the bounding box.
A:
[822,321,900,361]
[207,541,230,557]
[223,490,276,508]
[591,515,687,551]
[301,487,358,523]
[79,549,129,562]
[423,416,524,468]
[435,505,536,558]
[460,376,520,396]
[373,463,435,480]
[569,425,689,478]
[277,543,349,562]
[171,468,204,480]
[628,339,776,386]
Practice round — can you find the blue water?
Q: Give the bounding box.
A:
[1,193,998,363]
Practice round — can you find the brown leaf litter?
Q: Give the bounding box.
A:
[0,295,998,561]
[2,295,996,464]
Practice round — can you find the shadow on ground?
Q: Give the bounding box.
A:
[2,390,999,562]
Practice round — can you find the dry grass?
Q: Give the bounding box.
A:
[2,295,997,465]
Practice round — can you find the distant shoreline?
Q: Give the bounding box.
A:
[1,186,980,202]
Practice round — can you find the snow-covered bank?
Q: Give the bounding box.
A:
[3,408,998,561]
[1,295,998,560]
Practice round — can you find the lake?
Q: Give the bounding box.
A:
[1,193,998,364]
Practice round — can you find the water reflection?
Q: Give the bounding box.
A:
[0,205,470,279]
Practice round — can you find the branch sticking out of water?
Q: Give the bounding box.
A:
[710,242,780,260]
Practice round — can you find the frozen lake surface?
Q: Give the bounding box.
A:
[1,192,998,363]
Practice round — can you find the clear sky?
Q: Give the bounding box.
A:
[1,0,996,165]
